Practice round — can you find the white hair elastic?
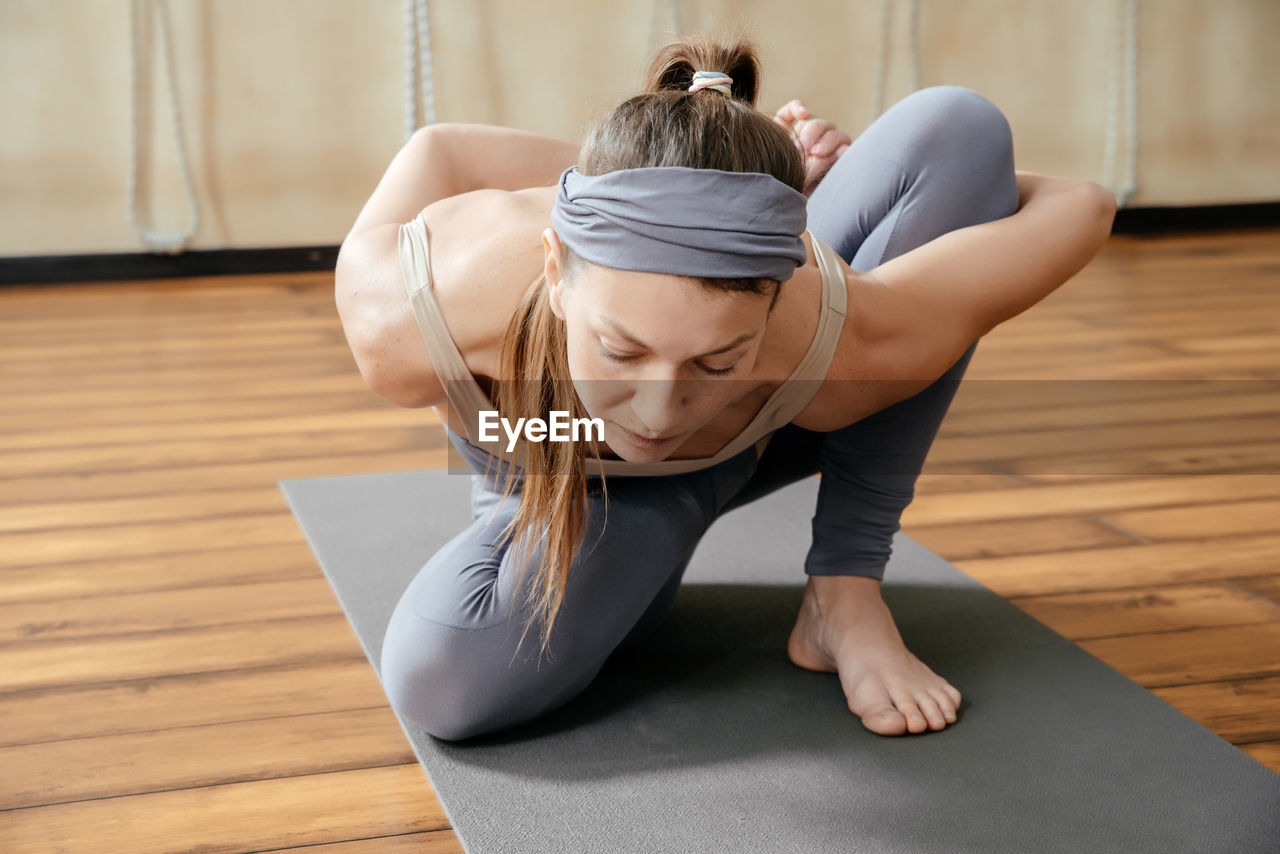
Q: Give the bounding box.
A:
[688,70,734,95]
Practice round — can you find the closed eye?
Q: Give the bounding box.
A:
[599,347,739,376]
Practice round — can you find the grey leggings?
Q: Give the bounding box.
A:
[381,86,1020,741]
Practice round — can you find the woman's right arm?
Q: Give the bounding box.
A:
[344,123,579,243]
[337,125,570,408]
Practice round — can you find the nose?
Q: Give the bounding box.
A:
[630,372,686,436]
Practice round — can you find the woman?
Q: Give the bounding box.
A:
[335,34,1116,743]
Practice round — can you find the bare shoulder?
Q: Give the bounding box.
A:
[336,187,552,408]
[790,268,944,432]
[413,187,552,374]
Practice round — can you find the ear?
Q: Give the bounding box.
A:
[542,227,568,321]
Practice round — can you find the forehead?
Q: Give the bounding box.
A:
[572,264,767,354]
[574,263,755,318]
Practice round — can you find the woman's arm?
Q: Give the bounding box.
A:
[864,173,1117,375]
[345,123,579,242]
[336,125,578,405]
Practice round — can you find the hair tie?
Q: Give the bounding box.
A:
[688,70,734,95]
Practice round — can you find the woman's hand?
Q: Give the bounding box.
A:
[774,100,852,197]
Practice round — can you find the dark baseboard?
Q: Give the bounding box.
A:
[1111,201,1280,235]
[0,245,340,287]
[2,203,1277,286]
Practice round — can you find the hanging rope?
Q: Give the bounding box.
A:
[404,0,437,142]
[127,0,199,255]
[1103,0,1139,207]
[870,0,921,124]
[648,0,683,50]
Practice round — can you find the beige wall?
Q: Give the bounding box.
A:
[2,0,1276,256]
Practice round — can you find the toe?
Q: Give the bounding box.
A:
[889,689,929,734]
[861,704,908,736]
[929,688,958,723]
[914,692,947,730]
[849,681,909,736]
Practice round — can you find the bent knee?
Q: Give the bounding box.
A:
[380,607,558,742]
[895,85,1014,170]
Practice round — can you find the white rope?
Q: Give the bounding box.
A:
[1103,0,1139,207]
[403,0,436,142]
[127,0,199,255]
[870,0,921,124]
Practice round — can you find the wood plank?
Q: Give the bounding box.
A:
[0,615,365,694]
[0,407,428,453]
[971,351,1280,380]
[1001,438,1280,477]
[955,534,1280,597]
[1,512,315,568]
[939,385,1280,434]
[1102,498,1280,541]
[901,475,1280,527]
[0,543,323,604]
[0,764,448,854]
[0,448,448,514]
[1152,676,1280,743]
[1,707,416,809]
[0,373,364,412]
[1231,574,1280,608]
[905,514,1135,560]
[0,659,385,746]
[246,833,463,853]
[0,578,343,643]
[1,312,338,341]
[0,355,358,392]
[0,330,351,362]
[1078,623,1280,687]
[0,390,386,432]
[1007,582,1280,640]
[0,488,303,536]
[0,425,437,481]
[943,377,1234,413]
[926,414,1280,467]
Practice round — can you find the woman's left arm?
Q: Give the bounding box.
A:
[869,172,1117,349]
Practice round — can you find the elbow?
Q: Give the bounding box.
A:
[1086,182,1119,240]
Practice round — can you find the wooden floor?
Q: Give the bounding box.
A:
[1,228,1277,852]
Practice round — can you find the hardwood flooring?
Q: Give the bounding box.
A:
[1,229,1277,851]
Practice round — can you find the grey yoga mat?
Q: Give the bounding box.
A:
[279,469,1280,854]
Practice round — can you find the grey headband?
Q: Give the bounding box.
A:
[550,165,809,281]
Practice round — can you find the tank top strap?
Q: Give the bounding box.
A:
[757,230,849,428]
[396,212,494,445]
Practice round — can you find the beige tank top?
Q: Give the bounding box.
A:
[397,210,847,477]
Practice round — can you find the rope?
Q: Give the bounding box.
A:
[126,0,199,255]
[870,0,921,124]
[1103,0,1139,207]
[404,0,437,142]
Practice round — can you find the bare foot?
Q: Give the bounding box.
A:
[787,574,962,735]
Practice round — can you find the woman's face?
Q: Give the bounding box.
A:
[543,229,771,462]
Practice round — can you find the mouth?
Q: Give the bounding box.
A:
[614,423,679,448]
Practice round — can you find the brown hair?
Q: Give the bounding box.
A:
[486,31,806,664]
